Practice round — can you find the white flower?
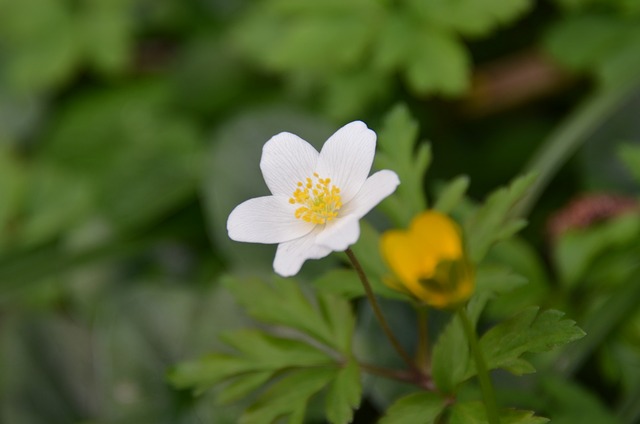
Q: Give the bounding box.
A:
[227,121,400,277]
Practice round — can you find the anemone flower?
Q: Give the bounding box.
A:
[381,211,474,309]
[227,121,400,277]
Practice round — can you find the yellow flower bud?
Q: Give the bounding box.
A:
[380,211,474,309]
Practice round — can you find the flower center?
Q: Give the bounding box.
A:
[289,173,342,224]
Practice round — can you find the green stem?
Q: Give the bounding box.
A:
[345,248,417,373]
[416,306,429,373]
[458,307,500,424]
[514,79,639,218]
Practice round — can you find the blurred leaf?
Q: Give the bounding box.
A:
[0,148,26,247]
[557,265,640,376]
[79,0,133,74]
[545,13,640,88]
[313,269,364,299]
[375,104,431,227]
[40,83,199,233]
[468,307,585,378]
[540,376,618,424]
[449,401,549,424]
[618,143,640,184]
[433,175,470,214]
[403,27,470,96]
[553,213,640,288]
[324,360,361,424]
[0,0,135,93]
[407,0,534,38]
[378,391,447,424]
[465,173,536,263]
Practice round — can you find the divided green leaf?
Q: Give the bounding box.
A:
[465,173,536,263]
[449,401,549,424]
[375,104,431,227]
[379,392,447,424]
[467,307,585,378]
[222,275,355,353]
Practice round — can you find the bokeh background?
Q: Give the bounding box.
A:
[1,0,640,423]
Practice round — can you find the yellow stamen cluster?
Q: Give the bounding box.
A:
[289,173,342,224]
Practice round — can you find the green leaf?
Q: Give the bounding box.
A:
[379,392,447,424]
[468,307,585,378]
[433,175,470,214]
[407,0,534,38]
[431,313,470,394]
[240,367,337,424]
[449,401,549,424]
[553,213,640,288]
[375,104,431,227]
[618,143,640,184]
[403,27,470,96]
[313,269,365,299]
[325,360,361,424]
[216,371,275,405]
[540,376,618,424]
[465,173,537,263]
[169,330,333,394]
[223,276,356,353]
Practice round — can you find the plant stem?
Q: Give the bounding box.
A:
[458,307,500,424]
[345,248,417,373]
[514,79,639,218]
[416,306,429,373]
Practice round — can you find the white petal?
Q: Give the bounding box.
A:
[273,229,332,277]
[227,196,314,244]
[315,121,376,203]
[260,132,319,196]
[315,216,361,251]
[341,170,400,218]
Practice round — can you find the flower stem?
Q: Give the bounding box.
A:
[458,307,500,424]
[345,248,417,373]
[514,79,639,218]
[416,306,429,372]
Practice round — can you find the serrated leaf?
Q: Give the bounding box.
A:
[449,402,549,424]
[219,330,332,368]
[240,367,337,424]
[431,313,469,394]
[378,392,447,424]
[168,354,256,393]
[467,307,585,378]
[216,371,275,405]
[169,330,333,394]
[317,291,356,355]
[465,173,537,263]
[313,269,365,299]
[375,104,431,227]
[325,360,361,424]
[433,175,470,214]
[223,276,356,354]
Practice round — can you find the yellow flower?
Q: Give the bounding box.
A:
[380,211,474,309]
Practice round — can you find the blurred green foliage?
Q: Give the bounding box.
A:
[0,0,639,423]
